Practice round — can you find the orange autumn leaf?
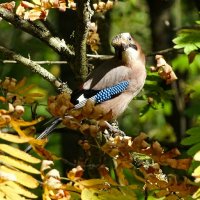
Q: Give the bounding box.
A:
[33,145,60,160]
[98,165,118,185]
[67,166,84,181]
[87,22,100,52]
[93,0,114,13]
[0,1,15,11]
[16,0,68,21]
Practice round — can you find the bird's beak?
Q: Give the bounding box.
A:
[111,35,129,51]
[112,34,138,52]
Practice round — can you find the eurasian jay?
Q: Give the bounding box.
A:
[71,32,146,118]
[25,32,146,152]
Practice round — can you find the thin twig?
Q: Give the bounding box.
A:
[0,54,113,64]
[87,54,113,60]
[146,48,176,57]
[174,25,200,32]
[1,48,183,66]
[0,45,71,93]
[0,60,68,65]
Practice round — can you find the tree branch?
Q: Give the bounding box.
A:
[87,54,113,60]
[1,48,184,66]
[0,7,75,60]
[146,47,183,57]
[0,60,68,65]
[0,45,71,93]
[0,54,114,65]
[74,0,93,83]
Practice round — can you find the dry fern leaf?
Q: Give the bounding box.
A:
[11,117,43,127]
[0,144,41,164]
[77,179,107,188]
[0,155,40,174]
[0,166,39,188]
[0,184,30,200]
[0,132,31,143]
[5,181,37,198]
[10,118,42,137]
[0,191,5,199]
[0,170,16,181]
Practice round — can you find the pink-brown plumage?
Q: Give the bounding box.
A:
[81,33,146,119]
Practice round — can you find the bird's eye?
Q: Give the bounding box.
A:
[128,36,132,41]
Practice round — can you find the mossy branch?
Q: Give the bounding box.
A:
[0,45,71,93]
[74,0,93,83]
[0,7,74,60]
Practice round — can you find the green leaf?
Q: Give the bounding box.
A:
[173,29,200,55]
[181,134,200,145]
[186,127,200,135]
[181,127,200,146]
[184,44,198,55]
[187,143,200,156]
[181,127,200,155]
[181,127,200,145]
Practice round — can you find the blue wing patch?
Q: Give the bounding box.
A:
[74,81,129,109]
[94,81,129,103]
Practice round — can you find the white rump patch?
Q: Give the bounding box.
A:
[77,94,86,103]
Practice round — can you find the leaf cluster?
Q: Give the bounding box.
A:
[173,24,200,63]
[0,76,198,200]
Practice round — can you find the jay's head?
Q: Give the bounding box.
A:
[111,33,145,65]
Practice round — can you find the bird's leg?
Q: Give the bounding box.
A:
[104,120,126,137]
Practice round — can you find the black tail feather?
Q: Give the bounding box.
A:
[24,117,62,153]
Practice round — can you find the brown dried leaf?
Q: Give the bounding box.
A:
[98,165,118,185]
[24,8,49,21]
[63,118,80,130]
[131,132,149,151]
[188,51,197,64]
[167,158,192,170]
[93,0,114,12]
[79,123,90,134]
[89,125,99,137]
[105,0,114,10]
[87,22,100,52]
[58,105,68,117]
[153,55,178,84]
[91,105,105,119]
[0,96,6,102]
[68,109,82,118]
[34,146,60,160]
[100,110,113,121]
[0,1,15,11]
[16,0,67,20]
[67,165,84,181]
[81,100,95,116]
